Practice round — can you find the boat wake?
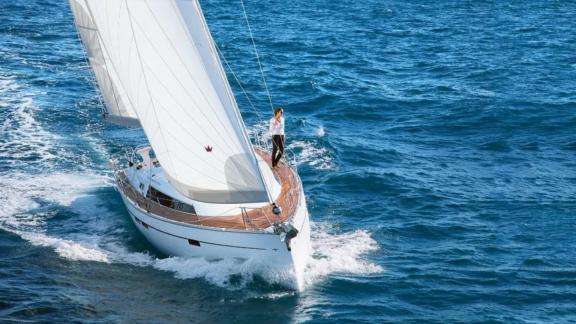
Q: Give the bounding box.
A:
[0,76,63,171]
[0,172,124,263]
[0,171,381,291]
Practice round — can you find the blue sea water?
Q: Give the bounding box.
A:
[1,0,576,322]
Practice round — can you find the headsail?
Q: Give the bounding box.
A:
[69,0,140,127]
[69,0,274,204]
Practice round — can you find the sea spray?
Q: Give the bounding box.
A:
[303,222,383,288]
[288,140,335,170]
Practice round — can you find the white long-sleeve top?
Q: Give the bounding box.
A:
[269,116,285,136]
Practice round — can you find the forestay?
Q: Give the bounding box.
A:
[69,0,140,127]
[69,0,273,204]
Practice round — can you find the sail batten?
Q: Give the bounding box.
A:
[70,0,273,204]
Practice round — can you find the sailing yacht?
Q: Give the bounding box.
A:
[68,0,311,289]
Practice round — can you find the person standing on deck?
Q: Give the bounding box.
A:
[269,107,285,168]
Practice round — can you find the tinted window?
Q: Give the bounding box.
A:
[146,187,196,214]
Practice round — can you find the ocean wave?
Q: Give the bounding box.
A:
[0,75,62,170]
[0,170,379,291]
[288,140,335,170]
[304,222,383,287]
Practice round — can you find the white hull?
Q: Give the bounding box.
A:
[118,176,311,290]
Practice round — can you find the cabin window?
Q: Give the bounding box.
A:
[146,186,196,214]
[188,239,201,246]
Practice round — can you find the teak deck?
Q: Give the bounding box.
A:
[117,150,300,231]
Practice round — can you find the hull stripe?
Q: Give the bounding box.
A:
[131,213,268,251]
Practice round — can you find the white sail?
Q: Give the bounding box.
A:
[69,0,140,127]
[70,0,273,203]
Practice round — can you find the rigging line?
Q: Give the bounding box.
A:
[215,44,260,119]
[125,0,177,181]
[137,58,241,155]
[146,98,245,173]
[186,0,274,203]
[142,1,249,154]
[120,0,150,124]
[106,0,136,119]
[143,97,261,185]
[169,0,273,203]
[239,0,274,112]
[215,46,269,148]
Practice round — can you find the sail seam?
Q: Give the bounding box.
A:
[136,57,240,155]
[189,0,274,202]
[125,0,177,180]
[159,125,269,188]
[81,0,139,124]
[131,2,245,155]
[145,98,254,179]
[77,0,121,118]
[76,25,97,31]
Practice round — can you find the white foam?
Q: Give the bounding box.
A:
[20,231,111,262]
[152,255,295,289]
[302,223,383,287]
[0,71,143,265]
[154,257,254,288]
[0,171,158,266]
[288,140,335,170]
[0,172,104,233]
[0,173,105,214]
[105,243,154,266]
[147,222,382,290]
[316,126,325,137]
[246,120,271,148]
[15,230,153,265]
[0,174,112,262]
[0,76,64,169]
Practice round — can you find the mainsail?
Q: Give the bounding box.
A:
[69,0,139,126]
[69,0,273,203]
